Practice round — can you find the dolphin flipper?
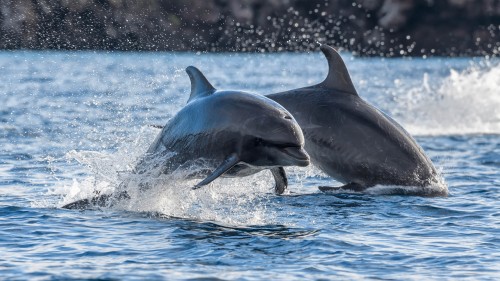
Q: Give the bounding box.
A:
[193,154,240,189]
[270,167,288,195]
[318,183,366,193]
[61,191,131,210]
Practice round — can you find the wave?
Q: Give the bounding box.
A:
[394,61,500,136]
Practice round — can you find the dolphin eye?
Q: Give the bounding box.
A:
[284,115,292,120]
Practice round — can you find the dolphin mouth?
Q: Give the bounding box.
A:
[280,146,310,166]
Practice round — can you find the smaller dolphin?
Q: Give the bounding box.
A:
[267,45,441,195]
[62,66,309,209]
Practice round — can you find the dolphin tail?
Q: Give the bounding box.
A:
[192,153,240,189]
[148,124,164,129]
[316,44,358,96]
[61,190,131,210]
[270,167,288,195]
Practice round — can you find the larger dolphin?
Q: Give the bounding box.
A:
[63,66,309,209]
[267,45,441,194]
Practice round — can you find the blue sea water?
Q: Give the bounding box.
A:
[0,50,499,280]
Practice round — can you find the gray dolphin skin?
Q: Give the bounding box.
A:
[267,44,440,194]
[62,66,309,209]
[141,66,309,188]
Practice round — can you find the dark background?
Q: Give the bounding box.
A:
[0,0,499,56]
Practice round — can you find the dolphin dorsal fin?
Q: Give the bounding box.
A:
[186,66,216,103]
[317,45,358,96]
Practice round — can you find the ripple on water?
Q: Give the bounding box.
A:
[0,52,499,279]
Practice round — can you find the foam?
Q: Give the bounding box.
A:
[55,126,279,226]
[395,61,500,136]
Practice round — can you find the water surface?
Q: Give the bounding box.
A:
[1,51,499,280]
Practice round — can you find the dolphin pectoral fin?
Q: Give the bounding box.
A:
[193,154,240,190]
[61,191,131,210]
[318,183,366,193]
[270,167,288,195]
[318,186,342,193]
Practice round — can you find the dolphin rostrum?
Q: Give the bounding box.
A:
[267,44,441,195]
[62,66,310,209]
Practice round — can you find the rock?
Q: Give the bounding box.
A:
[0,0,498,56]
[377,0,415,30]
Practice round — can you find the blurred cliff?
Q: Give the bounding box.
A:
[0,0,498,56]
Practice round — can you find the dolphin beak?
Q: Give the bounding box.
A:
[281,147,310,166]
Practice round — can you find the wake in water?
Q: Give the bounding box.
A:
[395,61,500,136]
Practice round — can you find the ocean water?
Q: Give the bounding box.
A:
[1,50,499,280]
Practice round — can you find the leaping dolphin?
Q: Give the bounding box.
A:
[267,45,442,195]
[62,66,309,209]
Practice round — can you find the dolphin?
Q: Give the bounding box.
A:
[267,44,440,194]
[62,66,309,209]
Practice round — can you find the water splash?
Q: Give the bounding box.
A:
[55,126,279,226]
[395,61,500,136]
[54,121,449,220]
[365,180,448,197]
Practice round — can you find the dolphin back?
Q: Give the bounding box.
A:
[266,44,439,190]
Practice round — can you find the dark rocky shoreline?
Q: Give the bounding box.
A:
[1,0,499,57]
